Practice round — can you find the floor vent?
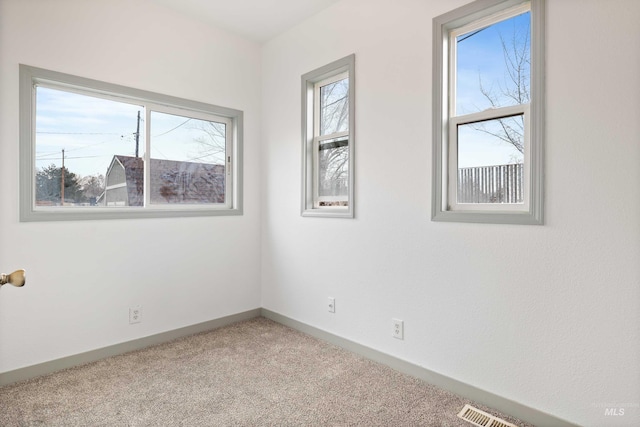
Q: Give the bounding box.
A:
[457,404,517,427]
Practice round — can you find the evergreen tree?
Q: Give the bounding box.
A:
[36,164,85,204]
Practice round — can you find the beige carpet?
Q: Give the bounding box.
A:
[0,317,534,426]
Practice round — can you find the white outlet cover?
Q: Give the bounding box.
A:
[392,318,404,339]
[129,306,142,324]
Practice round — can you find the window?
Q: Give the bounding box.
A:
[19,65,242,221]
[302,55,355,218]
[432,0,544,224]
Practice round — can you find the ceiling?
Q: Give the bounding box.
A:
[152,0,342,43]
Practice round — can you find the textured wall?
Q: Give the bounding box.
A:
[260,0,640,425]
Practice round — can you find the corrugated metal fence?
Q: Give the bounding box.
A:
[457,163,523,203]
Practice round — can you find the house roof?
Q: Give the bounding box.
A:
[114,155,145,206]
[107,155,225,205]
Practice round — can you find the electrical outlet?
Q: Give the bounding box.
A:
[392,318,404,339]
[129,306,142,324]
[328,297,335,313]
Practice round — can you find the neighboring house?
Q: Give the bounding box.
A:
[103,155,225,206]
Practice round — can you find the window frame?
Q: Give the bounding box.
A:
[301,54,355,218]
[432,0,545,225]
[19,64,243,221]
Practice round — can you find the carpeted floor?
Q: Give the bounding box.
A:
[0,317,534,426]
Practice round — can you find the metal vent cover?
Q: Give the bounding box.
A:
[457,404,518,427]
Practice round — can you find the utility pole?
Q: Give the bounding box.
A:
[135,110,141,158]
[61,149,65,205]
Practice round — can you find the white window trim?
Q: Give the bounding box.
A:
[301,54,355,218]
[19,64,243,222]
[432,0,545,225]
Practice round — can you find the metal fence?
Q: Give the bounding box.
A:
[457,163,523,204]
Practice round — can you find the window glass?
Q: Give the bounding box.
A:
[457,117,524,204]
[457,117,524,168]
[35,86,144,207]
[316,74,349,208]
[319,77,349,136]
[455,11,531,115]
[149,111,227,205]
[452,9,528,207]
[318,137,349,204]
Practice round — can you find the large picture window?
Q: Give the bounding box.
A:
[432,0,545,224]
[302,55,355,218]
[20,65,242,221]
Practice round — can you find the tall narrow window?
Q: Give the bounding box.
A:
[432,0,544,224]
[302,55,355,218]
[20,65,242,221]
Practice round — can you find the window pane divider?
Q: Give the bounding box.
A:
[451,104,528,127]
[316,130,349,144]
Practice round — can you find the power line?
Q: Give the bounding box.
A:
[36,155,102,160]
[153,118,192,137]
[36,133,134,160]
[36,133,133,157]
[36,132,119,135]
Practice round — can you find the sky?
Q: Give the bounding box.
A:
[36,87,143,177]
[35,87,226,179]
[454,10,530,168]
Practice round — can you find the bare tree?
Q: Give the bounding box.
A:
[79,174,105,200]
[190,121,227,164]
[318,78,349,202]
[472,21,530,155]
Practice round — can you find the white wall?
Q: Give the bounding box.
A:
[261,0,640,426]
[1,0,638,425]
[0,0,262,371]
